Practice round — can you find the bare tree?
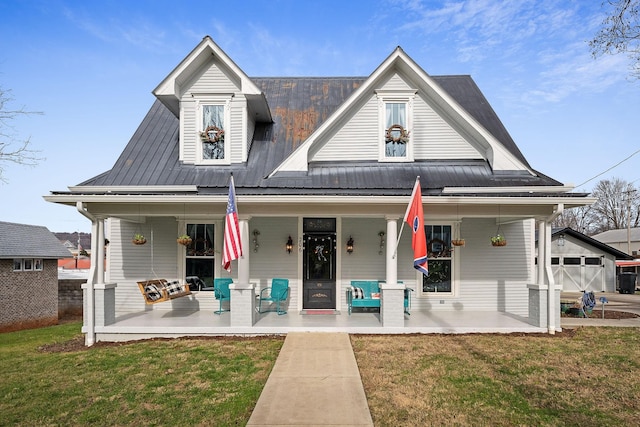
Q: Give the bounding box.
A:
[0,86,43,183]
[589,0,640,79]
[589,178,640,233]
[552,205,597,235]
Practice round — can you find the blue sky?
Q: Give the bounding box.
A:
[0,0,638,233]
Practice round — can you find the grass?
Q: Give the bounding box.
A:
[1,325,640,426]
[0,322,284,426]
[351,328,640,426]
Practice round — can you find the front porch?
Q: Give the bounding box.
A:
[88,308,545,342]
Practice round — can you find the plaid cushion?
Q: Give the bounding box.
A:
[352,287,364,299]
[165,280,184,296]
[144,284,162,301]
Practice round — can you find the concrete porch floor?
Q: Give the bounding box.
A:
[91,307,546,342]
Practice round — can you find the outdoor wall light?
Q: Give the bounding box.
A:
[557,234,565,247]
[346,236,354,254]
[253,229,260,252]
[286,236,293,254]
[378,231,385,255]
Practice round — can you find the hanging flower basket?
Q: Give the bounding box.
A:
[132,234,147,245]
[177,235,193,246]
[452,239,466,247]
[490,235,507,246]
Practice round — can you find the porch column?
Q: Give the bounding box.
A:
[542,220,560,334]
[528,220,560,333]
[230,216,255,327]
[381,216,404,328]
[92,218,116,327]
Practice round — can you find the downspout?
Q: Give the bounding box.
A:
[76,202,97,346]
[545,203,564,334]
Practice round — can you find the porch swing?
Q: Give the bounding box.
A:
[137,227,192,304]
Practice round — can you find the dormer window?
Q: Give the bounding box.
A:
[197,99,231,164]
[385,104,409,158]
[376,90,415,162]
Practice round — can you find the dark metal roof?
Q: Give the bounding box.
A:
[77,75,562,195]
[534,227,634,260]
[0,221,73,259]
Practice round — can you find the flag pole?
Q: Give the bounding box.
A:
[393,176,420,259]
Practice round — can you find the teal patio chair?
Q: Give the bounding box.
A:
[258,278,289,315]
[214,278,233,314]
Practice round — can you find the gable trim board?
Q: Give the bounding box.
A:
[44,36,595,342]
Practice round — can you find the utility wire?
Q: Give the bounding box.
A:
[576,148,640,188]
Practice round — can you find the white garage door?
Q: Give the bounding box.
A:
[552,256,604,292]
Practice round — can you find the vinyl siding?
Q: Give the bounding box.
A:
[309,95,379,161]
[310,72,483,162]
[413,93,483,159]
[180,60,242,165]
[248,217,299,311]
[410,218,532,316]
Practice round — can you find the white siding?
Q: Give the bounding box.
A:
[310,95,379,161]
[229,96,245,163]
[413,94,483,159]
[409,218,533,316]
[310,71,483,163]
[188,62,240,93]
[180,60,243,165]
[248,218,299,311]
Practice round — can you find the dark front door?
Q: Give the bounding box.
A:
[303,232,336,309]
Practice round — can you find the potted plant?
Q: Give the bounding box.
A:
[132,233,147,245]
[451,238,465,247]
[490,234,507,246]
[177,234,193,246]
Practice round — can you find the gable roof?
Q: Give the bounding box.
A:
[0,221,73,259]
[591,228,640,244]
[271,47,531,176]
[75,73,563,196]
[153,36,271,122]
[535,227,634,260]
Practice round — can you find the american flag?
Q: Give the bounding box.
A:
[403,177,428,276]
[222,176,242,272]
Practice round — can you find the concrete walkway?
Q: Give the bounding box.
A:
[247,332,373,426]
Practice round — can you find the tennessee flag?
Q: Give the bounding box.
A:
[222,176,242,272]
[403,178,428,276]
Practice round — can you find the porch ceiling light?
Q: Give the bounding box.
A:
[347,236,354,254]
[286,236,293,254]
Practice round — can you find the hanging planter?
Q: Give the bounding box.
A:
[490,234,507,247]
[452,215,464,246]
[452,239,466,247]
[132,234,147,245]
[177,235,193,246]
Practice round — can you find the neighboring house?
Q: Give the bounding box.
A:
[591,228,640,257]
[55,232,92,258]
[535,227,632,293]
[0,221,72,332]
[45,36,594,345]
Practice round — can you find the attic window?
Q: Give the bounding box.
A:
[196,100,231,165]
[376,90,415,162]
[201,105,225,160]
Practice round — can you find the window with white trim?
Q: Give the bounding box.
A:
[13,258,43,271]
[422,225,453,294]
[197,99,231,164]
[183,223,215,290]
[376,90,415,162]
